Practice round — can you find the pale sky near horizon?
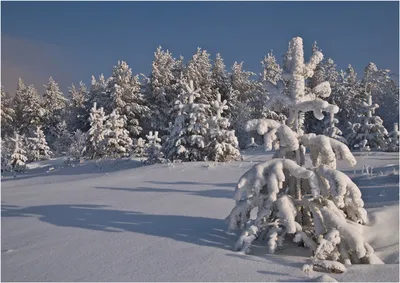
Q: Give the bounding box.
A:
[1,1,399,94]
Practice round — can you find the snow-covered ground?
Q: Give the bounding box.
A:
[1,149,399,281]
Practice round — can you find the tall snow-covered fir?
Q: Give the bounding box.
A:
[227,37,383,274]
[106,61,149,138]
[42,77,69,148]
[86,103,108,159]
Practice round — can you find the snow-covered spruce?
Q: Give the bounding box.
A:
[26,126,52,162]
[206,91,241,162]
[85,103,108,159]
[385,123,399,152]
[144,131,164,165]
[162,80,210,162]
[227,37,381,273]
[68,130,87,161]
[9,132,28,172]
[346,63,389,150]
[103,110,133,158]
[132,137,147,158]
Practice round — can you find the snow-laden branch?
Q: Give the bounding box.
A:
[245,119,299,152]
[233,159,313,202]
[300,134,356,169]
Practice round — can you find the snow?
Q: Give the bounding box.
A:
[1,150,399,281]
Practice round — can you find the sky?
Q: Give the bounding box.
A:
[1,1,399,93]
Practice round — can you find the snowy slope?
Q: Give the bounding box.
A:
[1,150,399,282]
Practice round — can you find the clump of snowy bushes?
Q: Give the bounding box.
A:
[226,37,383,274]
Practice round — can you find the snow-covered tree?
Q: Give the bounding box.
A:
[103,110,133,158]
[162,80,210,161]
[9,132,28,172]
[385,123,400,152]
[85,103,108,159]
[307,57,340,134]
[1,86,15,138]
[87,74,110,112]
[227,37,381,273]
[69,82,90,132]
[375,78,399,130]
[144,131,164,164]
[260,51,287,123]
[206,91,241,162]
[68,130,87,160]
[346,63,389,150]
[13,79,45,135]
[1,137,12,172]
[144,47,184,137]
[106,61,149,138]
[185,48,214,104]
[26,126,52,162]
[132,137,147,157]
[212,53,232,115]
[230,62,259,147]
[42,77,69,147]
[52,121,74,156]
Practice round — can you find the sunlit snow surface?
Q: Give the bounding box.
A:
[2,149,398,281]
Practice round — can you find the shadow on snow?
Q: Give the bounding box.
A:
[1,204,235,250]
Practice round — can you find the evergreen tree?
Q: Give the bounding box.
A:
[144,47,184,137]
[132,137,147,157]
[346,63,390,150]
[1,137,12,172]
[260,51,287,122]
[106,61,149,139]
[42,77,69,147]
[26,126,52,162]
[52,121,74,156]
[9,132,28,172]
[68,130,87,160]
[1,86,15,137]
[212,53,232,115]
[163,80,210,161]
[144,131,164,164]
[227,38,380,273]
[307,58,340,134]
[385,122,400,152]
[185,48,214,104]
[86,74,110,112]
[207,91,241,162]
[86,103,108,159]
[69,81,90,132]
[13,79,44,135]
[103,110,133,158]
[230,61,259,147]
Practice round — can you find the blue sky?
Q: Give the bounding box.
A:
[2,1,399,93]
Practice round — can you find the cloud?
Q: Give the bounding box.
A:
[1,34,74,94]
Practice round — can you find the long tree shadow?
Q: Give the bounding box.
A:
[1,204,234,250]
[1,159,144,183]
[95,186,234,199]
